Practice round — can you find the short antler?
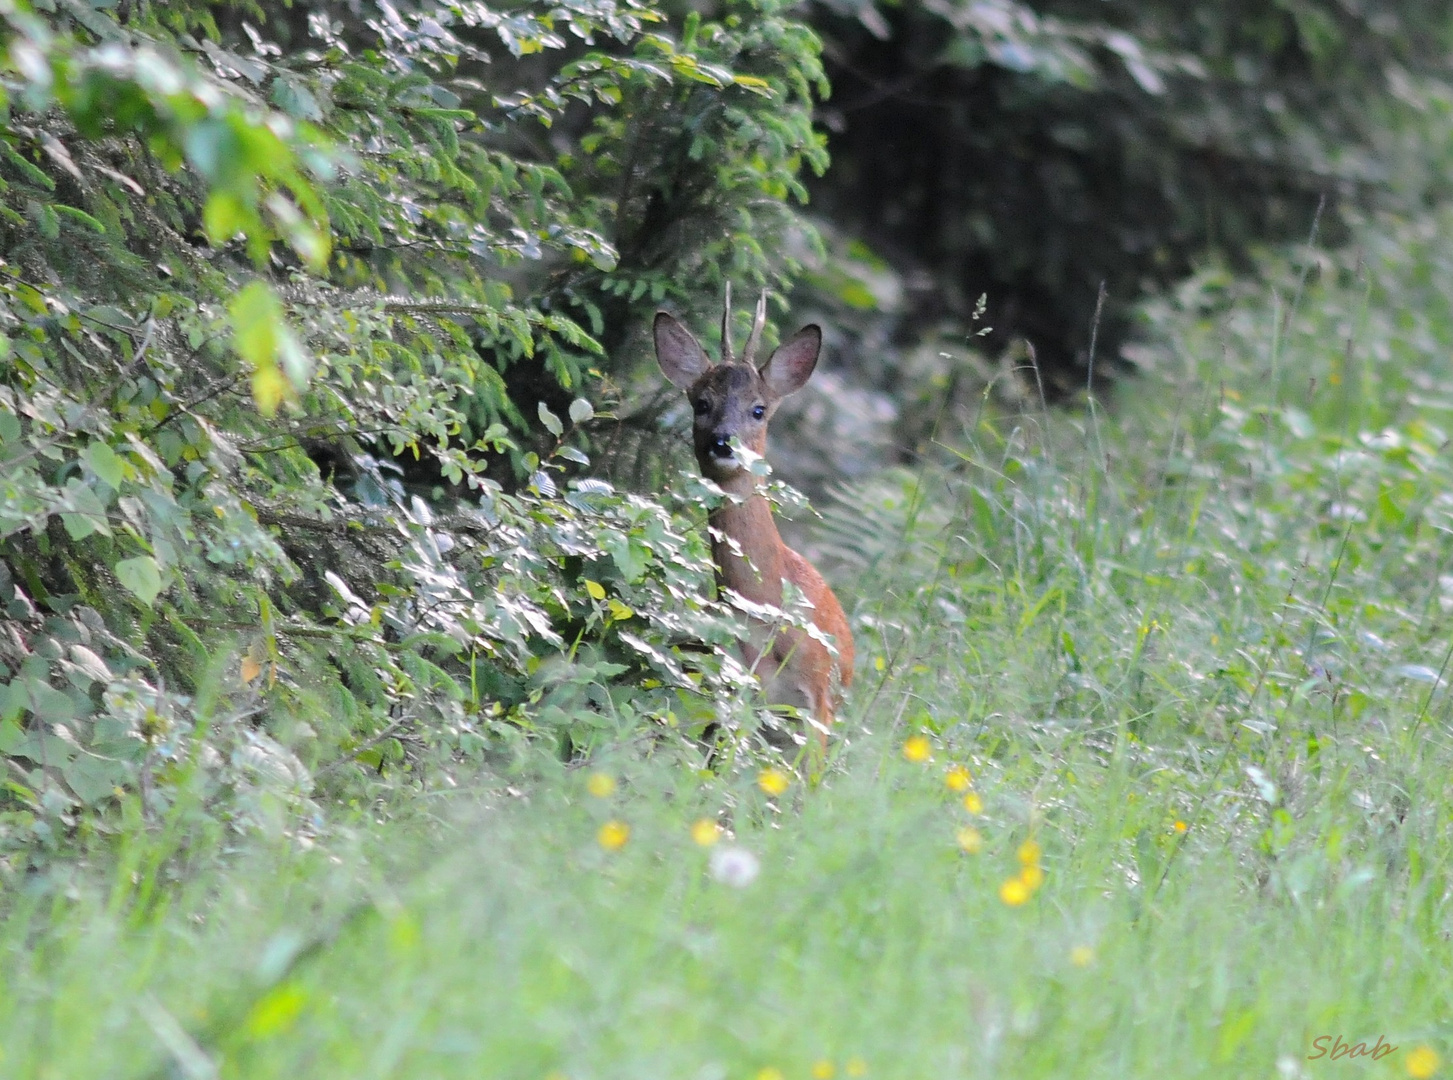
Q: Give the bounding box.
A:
[719,281,734,363]
[741,289,768,368]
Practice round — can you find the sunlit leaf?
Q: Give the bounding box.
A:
[538,402,564,437]
[115,555,163,606]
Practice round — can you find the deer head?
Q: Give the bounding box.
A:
[654,286,822,485]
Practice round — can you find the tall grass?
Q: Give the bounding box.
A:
[7,206,1453,1077]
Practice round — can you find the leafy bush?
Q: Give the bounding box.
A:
[0,0,828,861]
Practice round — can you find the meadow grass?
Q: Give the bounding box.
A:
[7,206,1453,1078]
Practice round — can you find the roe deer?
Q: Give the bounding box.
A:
[654,288,855,748]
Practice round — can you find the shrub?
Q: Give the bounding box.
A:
[0,0,826,861]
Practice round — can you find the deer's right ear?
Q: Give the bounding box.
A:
[654,313,712,390]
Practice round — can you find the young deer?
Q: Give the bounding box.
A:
[654,288,855,747]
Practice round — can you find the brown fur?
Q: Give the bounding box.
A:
[654,306,855,747]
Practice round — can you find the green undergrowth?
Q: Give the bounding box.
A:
[0,748,1446,1078]
[9,200,1453,1074]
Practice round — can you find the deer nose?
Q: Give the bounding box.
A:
[709,435,733,458]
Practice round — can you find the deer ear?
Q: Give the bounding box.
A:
[654,312,712,390]
[760,325,821,400]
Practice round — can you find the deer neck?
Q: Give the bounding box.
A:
[708,475,786,607]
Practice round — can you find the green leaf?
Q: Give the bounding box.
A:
[86,441,126,489]
[0,682,23,724]
[252,365,289,416]
[59,482,111,538]
[558,446,590,466]
[66,645,112,686]
[54,204,106,233]
[2,142,55,191]
[185,118,236,184]
[203,190,250,243]
[61,514,102,540]
[27,679,78,724]
[538,402,564,437]
[116,555,163,606]
[568,398,595,424]
[603,534,648,582]
[66,755,131,805]
[231,282,283,369]
[732,74,773,95]
[230,282,308,414]
[277,325,313,388]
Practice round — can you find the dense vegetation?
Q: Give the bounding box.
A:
[6,1,1453,1075]
[0,0,831,862]
[9,189,1453,1077]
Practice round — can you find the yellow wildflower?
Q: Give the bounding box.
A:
[1019,864,1045,891]
[596,820,629,851]
[902,734,932,762]
[955,826,984,854]
[1017,839,1041,866]
[963,791,983,814]
[812,1061,836,1080]
[999,876,1031,906]
[1407,1046,1440,1079]
[690,818,721,846]
[1070,945,1095,968]
[845,1057,868,1077]
[586,772,616,798]
[1173,820,1189,834]
[758,768,791,797]
[757,1069,785,1080]
[945,764,972,791]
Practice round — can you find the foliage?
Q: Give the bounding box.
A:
[0,0,828,860]
[11,200,1453,1071]
[814,198,1453,938]
[10,2,1453,1069]
[807,0,1453,383]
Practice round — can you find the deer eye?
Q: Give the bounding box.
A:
[751,405,766,420]
[694,398,710,416]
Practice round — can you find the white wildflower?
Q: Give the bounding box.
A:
[709,845,760,888]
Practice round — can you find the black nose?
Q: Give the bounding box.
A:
[709,435,732,458]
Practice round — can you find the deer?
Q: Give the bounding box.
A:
[653,287,855,751]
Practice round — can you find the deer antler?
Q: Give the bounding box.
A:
[741,289,768,367]
[720,281,734,363]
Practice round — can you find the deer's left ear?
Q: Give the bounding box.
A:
[760,325,821,400]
